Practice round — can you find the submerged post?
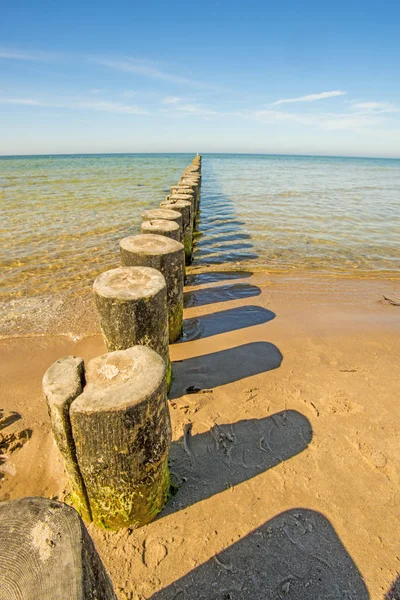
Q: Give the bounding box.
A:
[142,208,183,242]
[119,234,184,343]
[141,218,180,241]
[160,197,193,264]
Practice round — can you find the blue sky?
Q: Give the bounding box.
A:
[1,0,400,157]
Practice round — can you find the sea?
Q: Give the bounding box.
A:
[1,153,399,307]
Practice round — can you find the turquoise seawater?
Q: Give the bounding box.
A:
[1,153,399,300]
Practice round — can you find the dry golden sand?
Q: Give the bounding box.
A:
[1,271,400,599]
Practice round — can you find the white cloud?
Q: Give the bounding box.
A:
[0,96,148,115]
[251,108,385,130]
[271,90,346,106]
[162,96,183,104]
[97,58,208,88]
[0,49,47,61]
[350,101,399,114]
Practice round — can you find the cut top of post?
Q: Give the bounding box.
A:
[42,355,84,409]
[70,346,166,413]
[142,219,180,233]
[93,266,166,301]
[142,208,183,223]
[120,233,183,256]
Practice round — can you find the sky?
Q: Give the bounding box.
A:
[1,0,400,157]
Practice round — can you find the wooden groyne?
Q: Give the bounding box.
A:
[41,155,202,529]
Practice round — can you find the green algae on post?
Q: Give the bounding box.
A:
[42,356,92,522]
[69,346,172,530]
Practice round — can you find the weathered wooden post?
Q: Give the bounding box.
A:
[0,497,116,599]
[168,193,195,221]
[93,266,171,385]
[179,178,201,212]
[160,197,193,264]
[170,187,198,218]
[70,345,171,529]
[141,218,180,241]
[142,208,183,242]
[43,356,91,521]
[119,234,184,343]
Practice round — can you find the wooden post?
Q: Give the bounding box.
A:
[141,218,180,241]
[93,266,170,384]
[70,345,171,529]
[160,198,193,264]
[142,208,183,242]
[168,193,195,220]
[119,234,184,343]
[170,187,198,217]
[42,357,91,521]
[0,497,116,599]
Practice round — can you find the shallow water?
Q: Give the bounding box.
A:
[1,153,399,302]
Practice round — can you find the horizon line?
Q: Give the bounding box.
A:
[1,151,400,160]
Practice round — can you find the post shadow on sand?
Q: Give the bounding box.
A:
[386,576,400,600]
[180,306,275,342]
[185,270,253,286]
[170,341,282,398]
[151,508,369,599]
[160,410,312,520]
[184,283,261,308]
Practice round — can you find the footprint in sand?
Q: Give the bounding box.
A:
[327,391,364,415]
[143,539,168,569]
[358,442,388,469]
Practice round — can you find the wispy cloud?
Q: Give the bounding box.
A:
[0,96,148,115]
[96,58,209,88]
[252,108,385,130]
[161,97,216,117]
[162,96,183,104]
[0,49,54,61]
[271,90,346,106]
[350,101,399,114]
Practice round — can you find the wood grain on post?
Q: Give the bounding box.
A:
[93,266,169,375]
[70,346,171,529]
[0,497,116,599]
[141,218,180,241]
[142,208,183,242]
[120,234,184,343]
[42,357,91,521]
[160,198,193,264]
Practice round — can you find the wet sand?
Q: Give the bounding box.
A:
[1,271,400,599]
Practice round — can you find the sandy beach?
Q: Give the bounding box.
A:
[1,270,399,599]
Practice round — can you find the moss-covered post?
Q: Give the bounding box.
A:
[0,497,117,598]
[93,266,171,386]
[160,197,193,264]
[42,357,92,521]
[70,345,171,529]
[120,234,184,343]
[142,208,183,242]
[141,218,180,241]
